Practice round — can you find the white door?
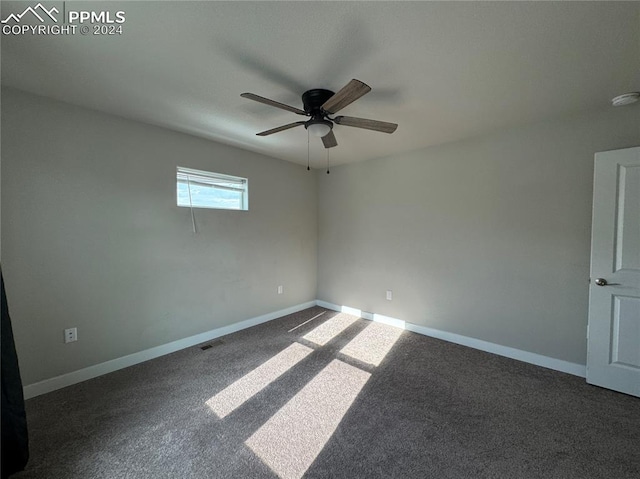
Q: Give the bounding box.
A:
[587,146,640,397]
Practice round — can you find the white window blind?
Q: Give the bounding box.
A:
[176,167,248,211]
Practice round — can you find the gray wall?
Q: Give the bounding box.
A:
[3,85,639,387]
[317,107,640,365]
[1,88,318,385]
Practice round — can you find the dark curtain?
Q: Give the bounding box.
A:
[1,269,29,477]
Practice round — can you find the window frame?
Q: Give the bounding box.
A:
[176,166,248,211]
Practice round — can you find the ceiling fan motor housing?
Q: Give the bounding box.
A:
[302,89,335,115]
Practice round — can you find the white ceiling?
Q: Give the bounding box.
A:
[2,1,639,167]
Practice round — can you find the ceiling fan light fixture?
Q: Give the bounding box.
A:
[611,92,640,107]
[306,120,332,137]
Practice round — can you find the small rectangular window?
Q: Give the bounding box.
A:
[177,167,248,211]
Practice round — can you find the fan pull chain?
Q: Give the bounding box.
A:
[326,148,330,174]
[307,129,310,171]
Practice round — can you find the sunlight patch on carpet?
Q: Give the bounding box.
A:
[287,311,326,333]
[246,359,371,479]
[302,313,358,346]
[206,342,313,418]
[339,321,402,366]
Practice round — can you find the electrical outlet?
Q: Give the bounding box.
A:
[277,285,283,295]
[64,327,77,343]
[386,290,393,301]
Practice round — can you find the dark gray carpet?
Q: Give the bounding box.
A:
[14,307,640,478]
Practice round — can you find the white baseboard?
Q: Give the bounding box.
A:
[23,301,317,399]
[24,299,586,399]
[316,300,586,378]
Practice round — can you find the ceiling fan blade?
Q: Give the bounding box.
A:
[322,130,338,148]
[241,93,307,116]
[334,115,398,134]
[321,79,371,114]
[256,121,306,136]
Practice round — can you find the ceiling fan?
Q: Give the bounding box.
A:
[241,79,398,149]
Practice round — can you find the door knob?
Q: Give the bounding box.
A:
[594,278,620,286]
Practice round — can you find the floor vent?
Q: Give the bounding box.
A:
[200,339,224,350]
